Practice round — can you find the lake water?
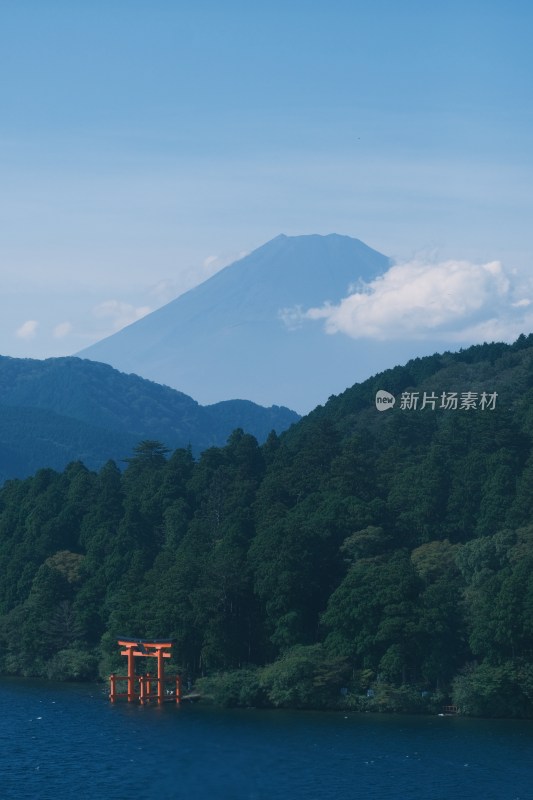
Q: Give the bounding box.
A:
[1,678,532,799]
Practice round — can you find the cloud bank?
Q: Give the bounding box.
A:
[290,259,532,343]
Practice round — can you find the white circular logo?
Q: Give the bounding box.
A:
[375,390,396,411]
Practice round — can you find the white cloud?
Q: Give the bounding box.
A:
[53,321,72,339]
[293,259,531,343]
[278,305,305,331]
[93,300,152,331]
[16,319,38,340]
[444,314,533,343]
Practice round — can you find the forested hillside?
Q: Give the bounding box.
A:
[1,335,533,717]
[0,356,299,482]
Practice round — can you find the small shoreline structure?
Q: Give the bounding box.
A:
[438,705,459,716]
[109,638,181,705]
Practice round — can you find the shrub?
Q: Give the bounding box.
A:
[45,647,98,681]
[196,668,265,708]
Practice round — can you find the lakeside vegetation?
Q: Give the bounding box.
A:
[1,335,533,717]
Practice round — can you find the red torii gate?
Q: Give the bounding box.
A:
[109,639,181,705]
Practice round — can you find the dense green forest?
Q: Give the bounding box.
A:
[1,335,533,717]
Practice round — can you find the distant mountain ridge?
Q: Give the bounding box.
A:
[78,233,423,413]
[0,355,299,483]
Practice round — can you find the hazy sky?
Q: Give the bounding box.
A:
[2,0,532,359]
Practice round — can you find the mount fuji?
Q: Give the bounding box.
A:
[78,234,434,413]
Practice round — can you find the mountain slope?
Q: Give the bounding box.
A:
[78,233,423,413]
[1,335,533,717]
[0,355,299,483]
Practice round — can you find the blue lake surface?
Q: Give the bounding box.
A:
[1,678,532,799]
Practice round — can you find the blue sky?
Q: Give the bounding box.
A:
[2,0,532,359]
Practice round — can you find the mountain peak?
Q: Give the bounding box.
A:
[78,234,392,412]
